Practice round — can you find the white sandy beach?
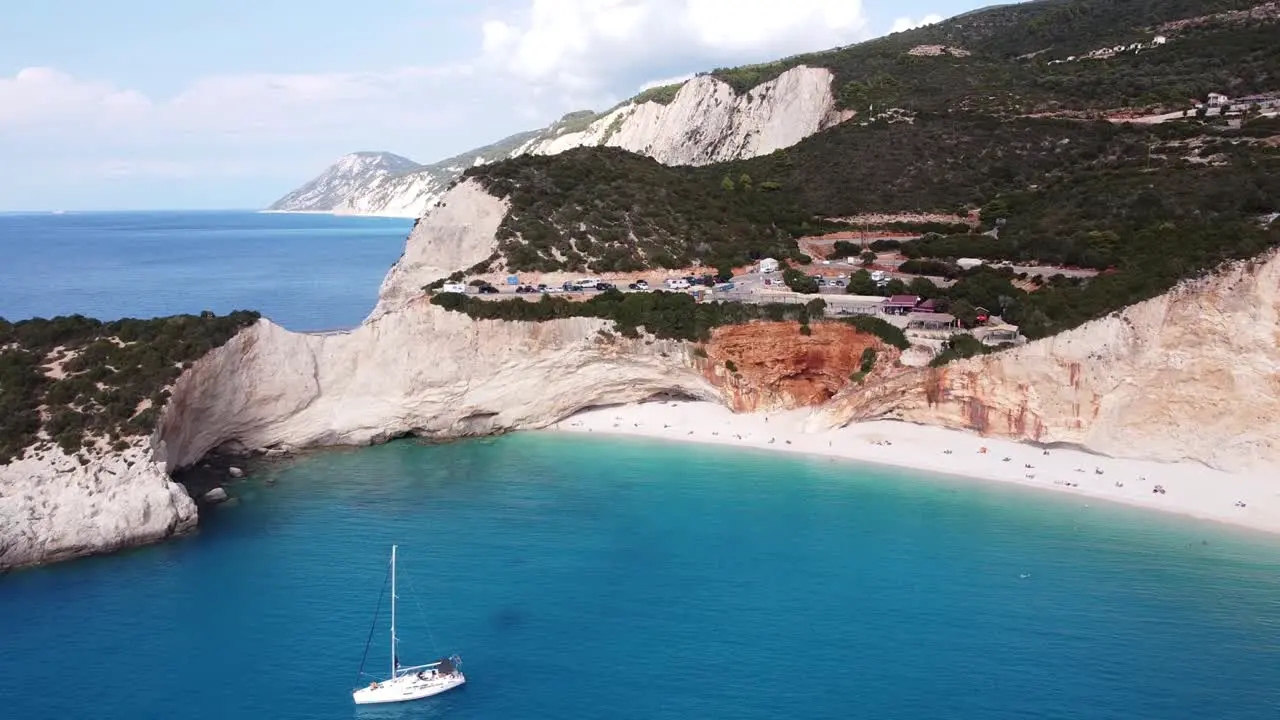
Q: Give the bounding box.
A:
[551,401,1280,535]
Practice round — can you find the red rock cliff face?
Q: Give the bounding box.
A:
[703,322,894,411]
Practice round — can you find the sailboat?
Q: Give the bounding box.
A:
[352,545,466,705]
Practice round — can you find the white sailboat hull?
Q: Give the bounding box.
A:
[352,671,466,705]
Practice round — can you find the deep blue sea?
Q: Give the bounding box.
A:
[2,436,1280,719]
[0,210,411,330]
[2,212,1280,719]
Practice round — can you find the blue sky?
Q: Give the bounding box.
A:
[0,0,983,211]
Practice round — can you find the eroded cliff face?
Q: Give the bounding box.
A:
[0,442,196,570]
[156,304,720,471]
[818,251,1280,472]
[371,179,508,318]
[704,322,893,412]
[518,67,849,166]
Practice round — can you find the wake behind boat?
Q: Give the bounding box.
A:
[352,545,466,705]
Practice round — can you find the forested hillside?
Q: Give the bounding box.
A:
[0,312,260,464]
[710,0,1278,114]
[462,0,1279,341]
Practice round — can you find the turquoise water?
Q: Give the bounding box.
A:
[0,211,410,330]
[3,433,1279,719]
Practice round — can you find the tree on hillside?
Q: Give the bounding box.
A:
[949,299,980,328]
[715,263,735,283]
[833,240,860,257]
[847,269,878,295]
[908,277,940,298]
[860,251,877,266]
[783,268,819,294]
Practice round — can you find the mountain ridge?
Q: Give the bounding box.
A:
[266,64,845,216]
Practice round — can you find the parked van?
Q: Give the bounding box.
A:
[666,279,690,290]
[575,278,601,288]
[441,282,468,294]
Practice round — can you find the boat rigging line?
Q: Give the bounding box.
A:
[354,557,391,686]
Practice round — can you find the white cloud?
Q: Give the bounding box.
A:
[0,67,150,128]
[890,13,943,34]
[0,0,881,208]
[638,73,695,92]
[481,0,869,96]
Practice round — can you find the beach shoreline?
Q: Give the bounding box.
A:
[550,401,1280,535]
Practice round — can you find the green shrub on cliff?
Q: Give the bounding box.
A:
[930,333,991,367]
[839,315,910,350]
[631,83,685,106]
[432,291,820,342]
[0,311,260,465]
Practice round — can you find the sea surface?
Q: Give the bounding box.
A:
[3,434,1280,719]
[0,210,411,330]
[4,210,1280,719]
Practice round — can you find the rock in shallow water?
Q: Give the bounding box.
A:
[200,487,229,505]
[228,466,244,478]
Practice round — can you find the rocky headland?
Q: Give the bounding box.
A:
[8,175,1280,570]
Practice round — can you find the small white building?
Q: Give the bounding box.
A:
[1152,35,1168,46]
[758,258,780,273]
[1207,92,1230,108]
[957,258,985,270]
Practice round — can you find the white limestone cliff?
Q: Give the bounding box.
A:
[267,152,423,214]
[818,250,1280,473]
[155,305,718,473]
[371,179,509,318]
[0,442,197,570]
[267,66,848,217]
[516,67,849,165]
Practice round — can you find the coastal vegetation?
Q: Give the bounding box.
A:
[465,149,811,273]
[708,0,1276,114]
[429,291,912,352]
[631,82,685,105]
[0,312,259,464]
[431,290,812,342]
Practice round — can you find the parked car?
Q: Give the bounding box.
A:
[536,284,548,292]
[595,282,615,291]
[478,285,499,294]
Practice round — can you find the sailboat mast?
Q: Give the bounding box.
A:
[390,544,397,678]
